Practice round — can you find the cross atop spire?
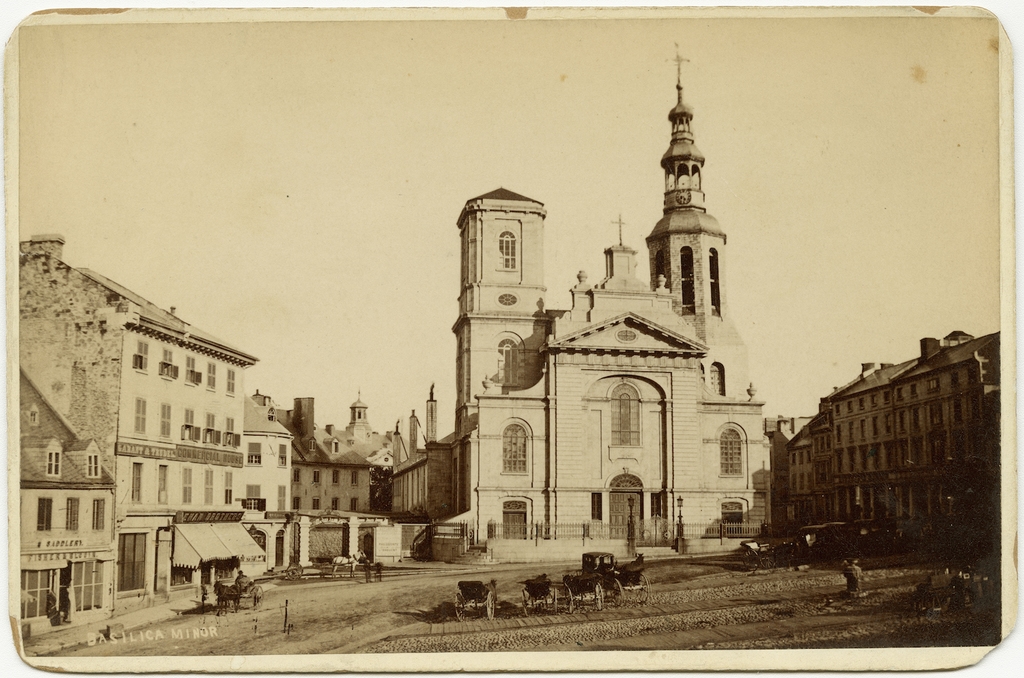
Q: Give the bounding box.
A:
[672,44,690,103]
[612,214,626,245]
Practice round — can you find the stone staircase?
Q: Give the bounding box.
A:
[451,544,493,565]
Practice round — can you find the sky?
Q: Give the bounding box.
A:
[11,9,1003,439]
[2,2,1019,676]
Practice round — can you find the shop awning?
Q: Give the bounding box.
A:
[173,523,266,569]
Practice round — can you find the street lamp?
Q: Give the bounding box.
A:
[627,496,636,554]
[676,497,684,539]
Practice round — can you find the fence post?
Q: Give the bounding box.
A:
[720,521,725,545]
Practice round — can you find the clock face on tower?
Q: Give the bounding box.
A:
[674,190,692,206]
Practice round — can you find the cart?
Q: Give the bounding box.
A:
[561,572,604,614]
[521,574,558,616]
[579,552,651,607]
[455,579,496,621]
[740,540,794,572]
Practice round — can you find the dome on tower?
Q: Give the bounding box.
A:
[350,397,367,409]
[669,99,694,121]
[648,210,725,240]
[662,140,705,164]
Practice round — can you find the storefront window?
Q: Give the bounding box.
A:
[171,566,194,587]
[21,569,52,619]
[117,533,146,592]
[72,561,104,611]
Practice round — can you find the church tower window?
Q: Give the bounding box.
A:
[499,231,517,270]
[502,424,528,473]
[709,362,726,396]
[709,248,721,315]
[498,338,521,386]
[655,250,665,280]
[680,247,695,308]
[611,384,641,446]
[720,429,742,475]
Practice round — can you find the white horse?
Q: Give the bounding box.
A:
[332,555,358,577]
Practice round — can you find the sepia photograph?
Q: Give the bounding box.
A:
[5,4,1017,674]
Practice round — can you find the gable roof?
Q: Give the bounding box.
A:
[468,188,543,205]
[830,359,917,399]
[243,395,292,436]
[548,311,707,355]
[77,268,258,365]
[897,332,999,381]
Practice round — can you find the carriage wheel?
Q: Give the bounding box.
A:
[455,592,466,621]
[742,548,760,572]
[285,564,301,581]
[521,588,531,617]
[612,580,626,607]
[485,591,495,620]
[764,552,777,570]
[594,583,604,611]
[636,575,650,605]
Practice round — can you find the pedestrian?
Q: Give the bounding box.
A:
[842,559,862,595]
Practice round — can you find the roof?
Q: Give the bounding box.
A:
[647,209,724,240]
[830,359,917,399]
[468,188,543,205]
[279,416,373,468]
[20,370,114,487]
[77,268,258,365]
[898,332,999,380]
[243,396,292,436]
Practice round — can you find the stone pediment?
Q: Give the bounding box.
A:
[548,312,707,356]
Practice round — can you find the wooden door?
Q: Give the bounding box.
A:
[610,492,641,539]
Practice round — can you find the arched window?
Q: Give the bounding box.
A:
[680,247,695,308]
[655,250,665,280]
[498,231,517,270]
[498,339,521,386]
[267,407,276,422]
[720,429,742,475]
[611,384,640,446]
[692,165,701,191]
[502,424,528,473]
[677,163,690,189]
[709,362,726,396]
[665,172,675,191]
[709,248,721,315]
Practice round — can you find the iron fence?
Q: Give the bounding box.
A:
[485,519,765,543]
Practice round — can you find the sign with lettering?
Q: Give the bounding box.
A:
[374,525,402,558]
[116,441,243,468]
[174,511,244,523]
[28,551,101,562]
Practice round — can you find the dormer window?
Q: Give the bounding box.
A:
[332,440,339,454]
[308,439,316,452]
[46,450,61,476]
[28,407,39,425]
[267,407,276,422]
[87,453,100,478]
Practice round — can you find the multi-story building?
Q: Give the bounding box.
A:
[20,235,264,614]
[279,397,372,514]
[404,75,769,559]
[19,369,116,636]
[764,415,812,530]
[829,332,999,526]
[241,392,294,570]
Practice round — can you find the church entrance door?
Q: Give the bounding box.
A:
[609,492,641,540]
[502,501,528,539]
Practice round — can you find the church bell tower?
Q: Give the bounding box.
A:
[646,64,729,343]
[453,188,549,434]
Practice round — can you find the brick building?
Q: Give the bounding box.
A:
[241,393,294,571]
[20,235,264,615]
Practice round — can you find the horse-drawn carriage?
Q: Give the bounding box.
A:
[578,552,650,607]
[740,540,795,572]
[454,580,496,621]
[212,578,263,615]
[520,574,558,616]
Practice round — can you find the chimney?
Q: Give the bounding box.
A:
[409,410,420,457]
[325,424,335,436]
[880,363,894,369]
[21,234,66,261]
[920,338,940,361]
[293,397,316,438]
[426,383,437,443]
[860,362,876,376]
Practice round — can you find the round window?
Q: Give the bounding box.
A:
[498,294,518,306]
[616,329,638,343]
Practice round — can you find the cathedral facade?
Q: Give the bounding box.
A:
[409,80,768,547]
